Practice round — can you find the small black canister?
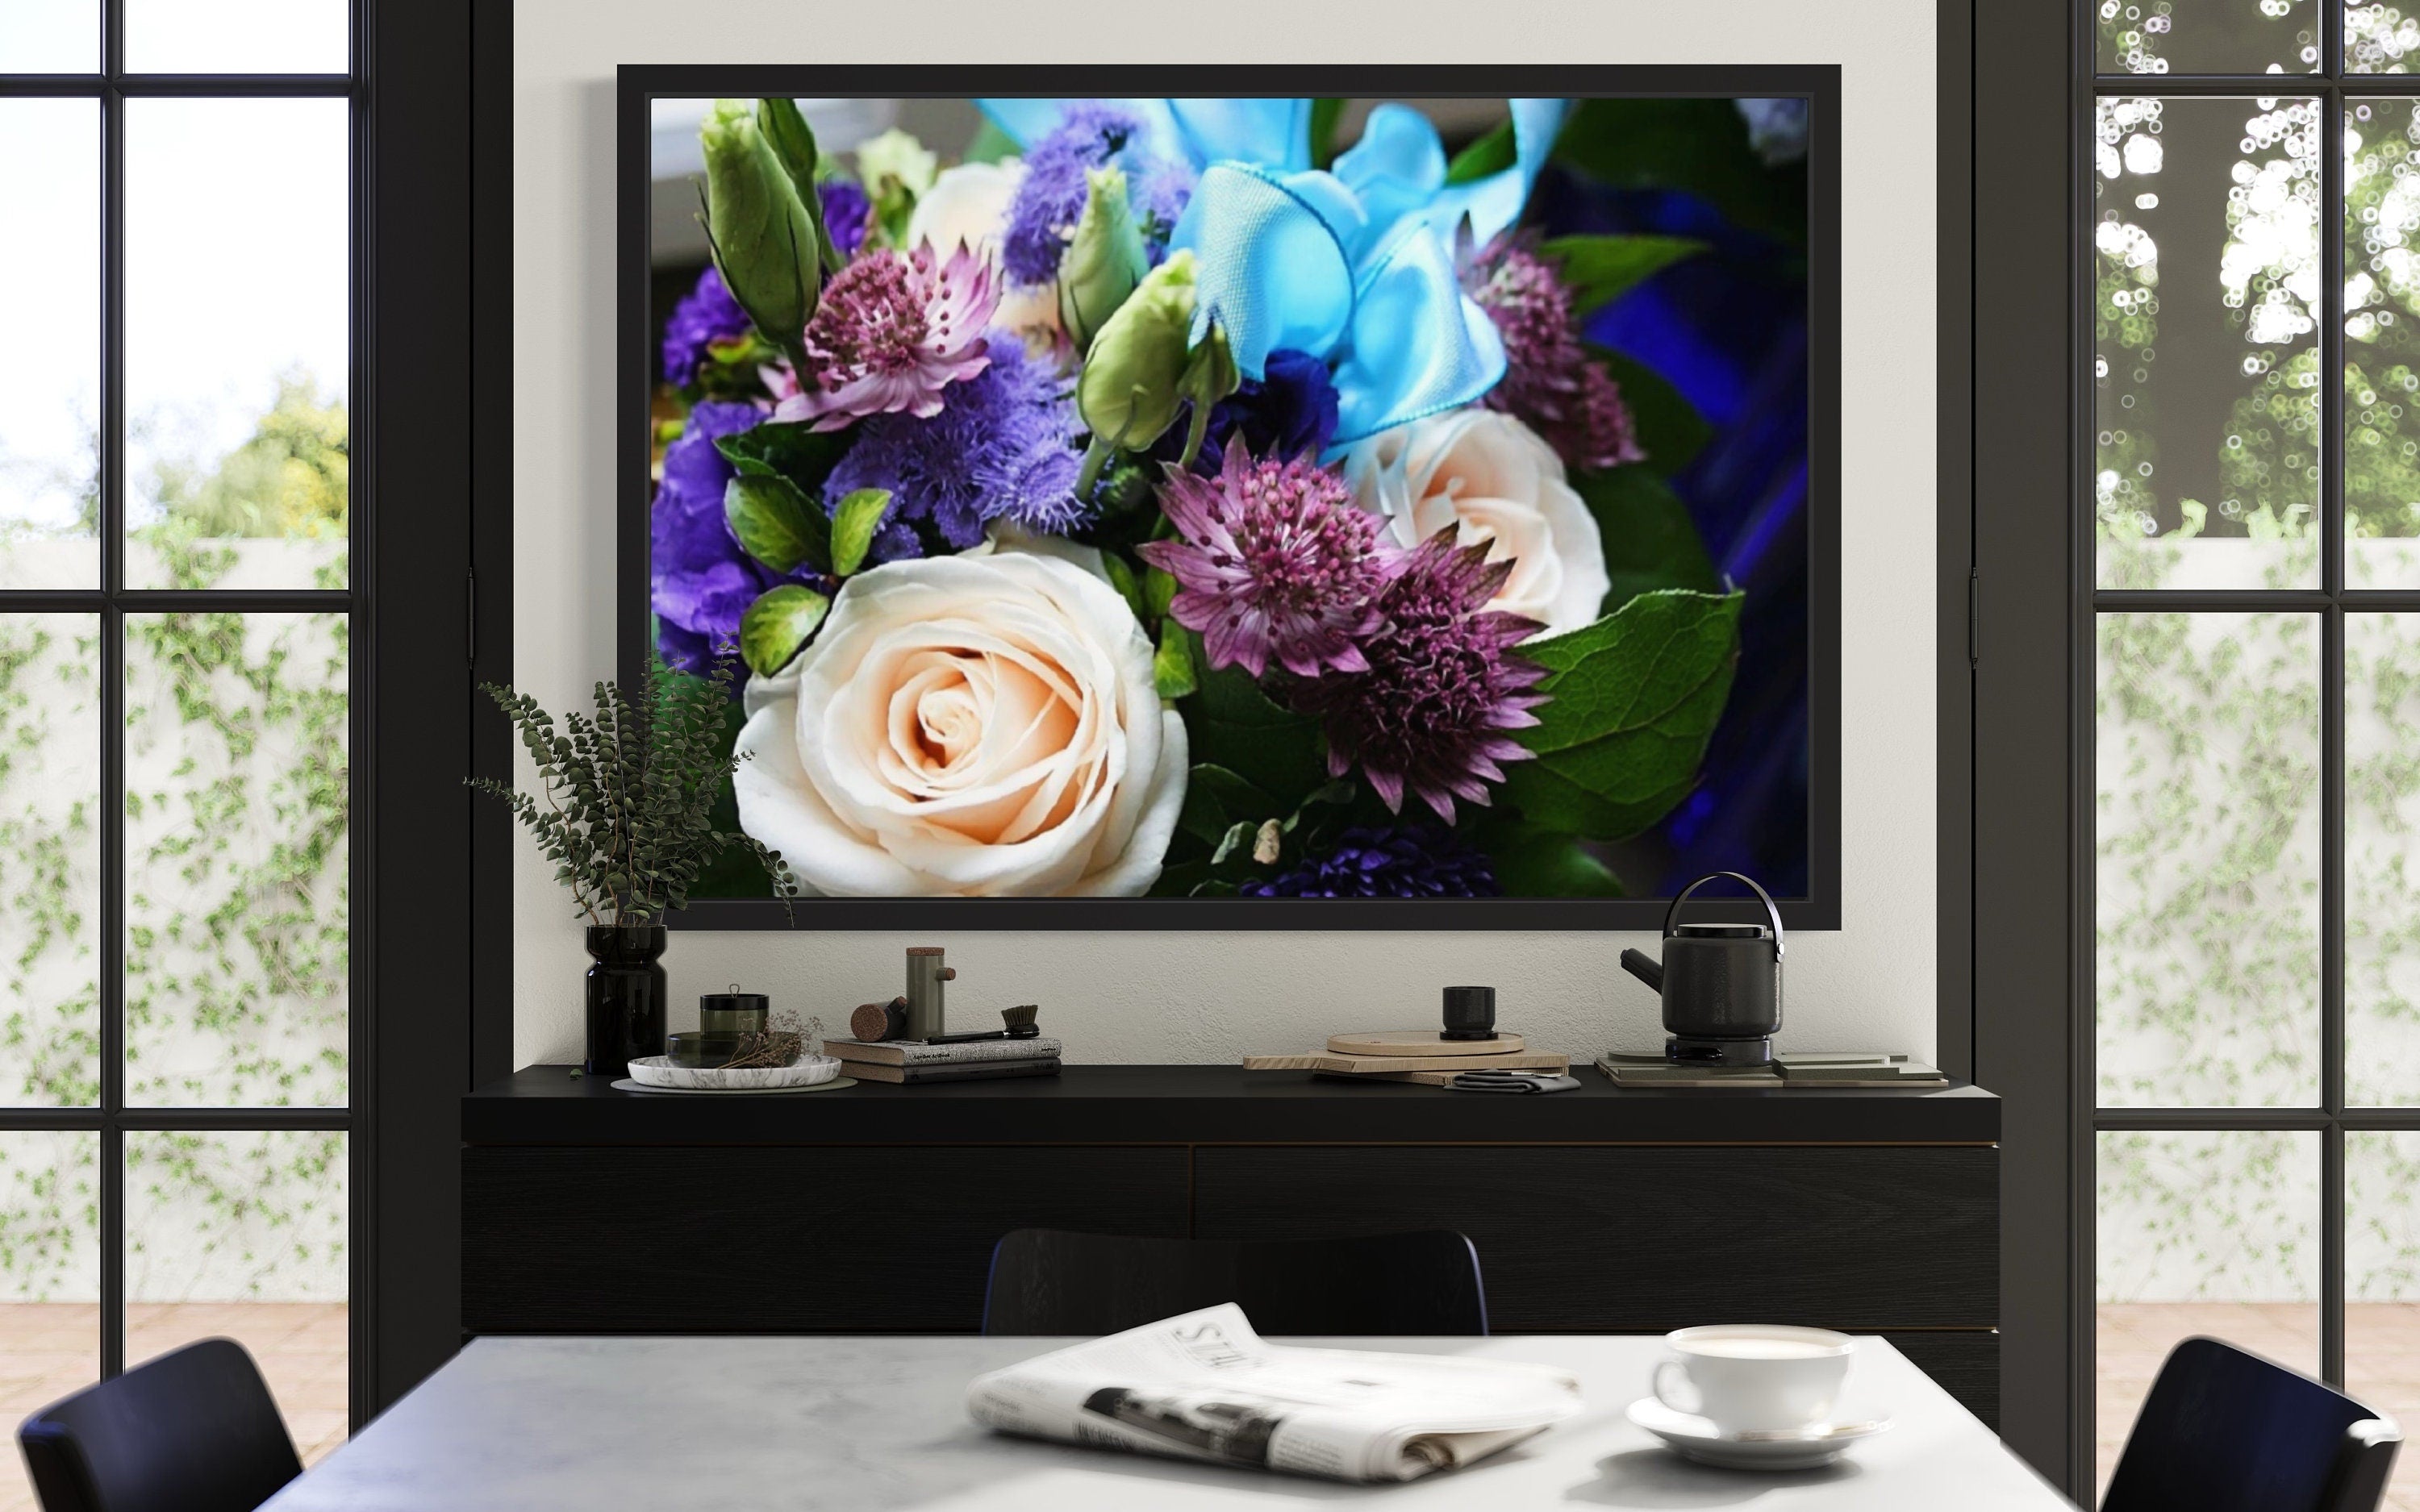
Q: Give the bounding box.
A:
[1442,985,1497,1041]
[699,985,768,1036]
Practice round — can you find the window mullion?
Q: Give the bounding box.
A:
[96,0,124,1378]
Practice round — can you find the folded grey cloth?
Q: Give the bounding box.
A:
[1447,1069,1581,1094]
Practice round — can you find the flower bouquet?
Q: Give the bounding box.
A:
[649,96,1798,899]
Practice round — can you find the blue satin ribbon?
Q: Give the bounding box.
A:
[974,97,1567,444]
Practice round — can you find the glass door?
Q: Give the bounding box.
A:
[2089,2,2420,1503]
[0,1,359,1503]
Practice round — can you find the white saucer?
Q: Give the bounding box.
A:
[1626,1398,1891,1471]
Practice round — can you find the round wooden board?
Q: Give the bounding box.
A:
[1325,1030,1525,1058]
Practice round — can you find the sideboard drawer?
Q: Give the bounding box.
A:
[463,1144,1189,1334]
[1191,1144,1998,1331]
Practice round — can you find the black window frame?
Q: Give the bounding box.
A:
[0,0,494,1424]
[615,64,1845,934]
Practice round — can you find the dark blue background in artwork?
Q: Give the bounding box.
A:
[1532,169,1812,898]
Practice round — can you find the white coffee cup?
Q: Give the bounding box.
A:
[1650,1325,1855,1437]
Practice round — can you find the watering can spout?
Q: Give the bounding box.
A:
[1619,948,1663,993]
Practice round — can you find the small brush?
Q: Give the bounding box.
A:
[925,1004,1041,1044]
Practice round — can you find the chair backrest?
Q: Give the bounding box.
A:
[19,1338,302,1512]
[2101,1337,2402,1512]
[982,1228,1488,1337]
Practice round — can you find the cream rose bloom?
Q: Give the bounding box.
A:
[904,160,1062,354]
[732,549,1187,897]
[1343,408,1612,639]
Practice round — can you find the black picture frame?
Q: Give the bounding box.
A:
[618,64,1842,931]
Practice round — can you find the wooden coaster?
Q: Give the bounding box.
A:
[1325,1029,1526,1058]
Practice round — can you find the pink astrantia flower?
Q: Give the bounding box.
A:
[1137,450,1398,680]
[1462,235,1645,472]
[1291,528,1549,823]
[770,243,999,431]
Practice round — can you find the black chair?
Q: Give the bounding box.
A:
[981,1228,1488,1336]
[2101,1337,2401,1512]
[19,1338,302,1512]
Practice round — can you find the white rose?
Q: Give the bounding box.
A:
[905,160,1062,354]
[1343,408,1612,639]
[733,550,1187,897]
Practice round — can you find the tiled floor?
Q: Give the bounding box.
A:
[2099,1302,2420,1511]
[0,1302,346,1512]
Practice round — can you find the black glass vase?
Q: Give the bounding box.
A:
[584,924,667,1079]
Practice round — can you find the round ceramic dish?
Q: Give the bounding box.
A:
[623,1054,841,1091]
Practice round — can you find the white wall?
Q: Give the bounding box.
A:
[511,0,1936,1067]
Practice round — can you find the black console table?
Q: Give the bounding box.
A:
[462,1066,2001,1424]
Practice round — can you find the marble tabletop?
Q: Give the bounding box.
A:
[262,1334,2076,1511]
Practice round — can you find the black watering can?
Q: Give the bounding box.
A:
[1619,872,1785,1065]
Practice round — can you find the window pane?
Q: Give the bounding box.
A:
[2099,0,2320,75]
[0,99,99,589]
[123,612,347,1108]
[0,0,97,72]
[2096,97,2321,590]
[2097,1129,2321,1503]
[2349,614,2420,1103]
[2347,99,2420,584]
[123,0,347,74]
[126,1130,345,1464]
[0,1131,96,1512]
[0,614,100,1110]
[2349,1131,2420,1512]
[123,98,348,592]
[2098,611,2319,1105]
[2350,3,2420,72]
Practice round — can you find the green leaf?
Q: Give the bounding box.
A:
[1143,565,1179,621]
[1539,233,1704,317]
[1552,98,1805,246]
[738,585,831,677]
[1211,819,1257,866]
[1153,619,1198,700]
[713,420,853,488]
[1102,551,1146,624]
[1502,589,1743,840]
[1475,817,1628,898]
[828,488,891,577]
[1590,345,1710,477]
[724,474,832,575]
[1570,466,1719,606]
[1178,632,1331,810]
[1177,763,1279,848]
[1445,116,1518,185]
[1308,98,1348,171]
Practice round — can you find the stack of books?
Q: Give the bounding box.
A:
[1595,1051,1947,1090]
[828,1036,1062,1085]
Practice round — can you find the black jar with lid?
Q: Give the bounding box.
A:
[699,985,768,1036]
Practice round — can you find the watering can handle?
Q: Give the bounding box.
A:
[1663,873,1785,959]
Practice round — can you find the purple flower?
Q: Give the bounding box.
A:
[650,400,794,677]
[1137,449,1395,680]
[661,268,752,390]
[819,177,873,258]
[824,330,1085,551]
[1239,827,1501,898]
[770,243,999,431]
[1291,529,1548,823]
[1192,348,1341,473]
[1462,237,1645,472]
[1001,103,1195,287]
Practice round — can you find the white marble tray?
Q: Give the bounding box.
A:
[623,1054,842,1091]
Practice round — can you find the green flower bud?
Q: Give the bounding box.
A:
[1058,166,1150,353]
[699,98,823,364]
[1172,319,1241,469]
[1076,250,1199,493]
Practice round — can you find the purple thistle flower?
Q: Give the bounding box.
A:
[1001,103,1195,288]
[819,177,873,258]
[824,331,1086,550]
[770,243,999,431]
[1239,826,1501,898]
[661,268,752,390]
[1137,449,1396,681]
[650,399,799,681]
[1462,236,1646,472]
[1291,528,1549,823]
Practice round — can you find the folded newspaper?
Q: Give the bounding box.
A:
[966,1304,1583,1483]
